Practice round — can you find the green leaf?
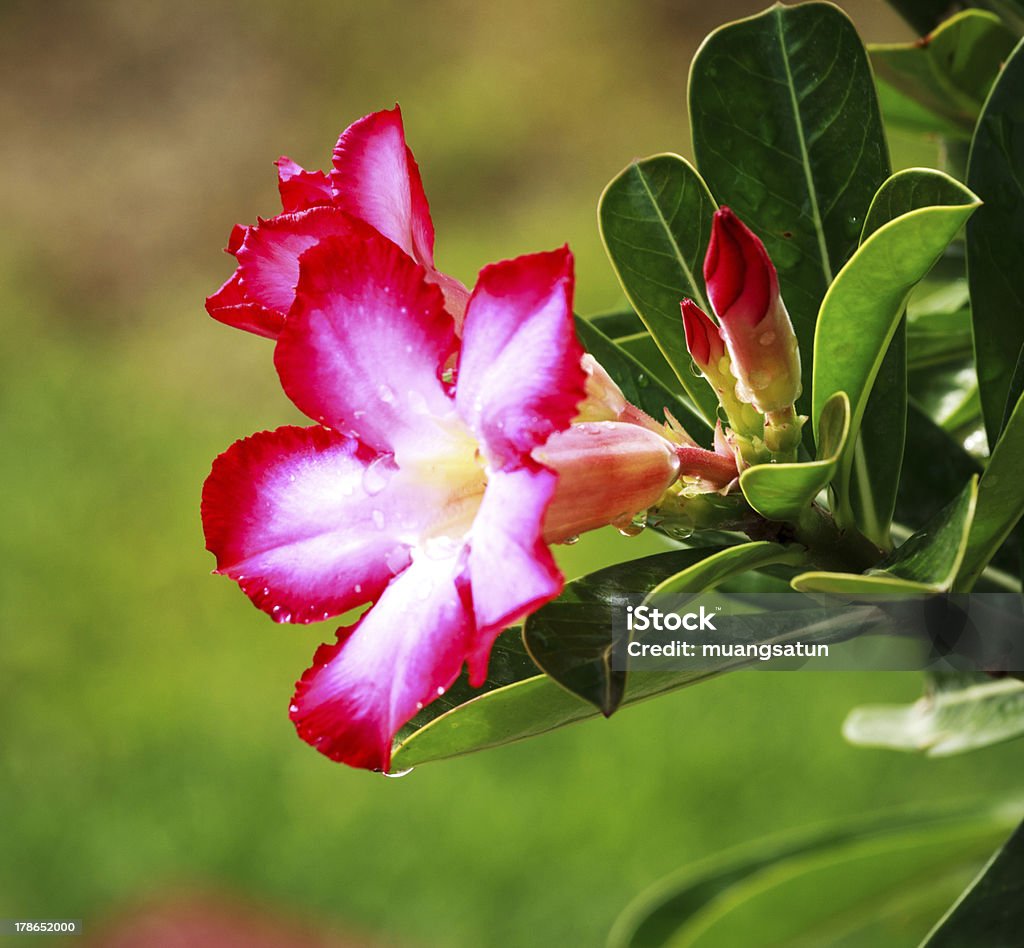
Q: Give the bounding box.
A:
[523,547,732,716]
[812,171,979,541]
[792,477,979,594]
[739,392,850,522]
[957,389,1024,589]
[871,11,1017,139]
[598,154,720,422]
[844,671,1024,757]
[643,542,806,604]
[896,401,982,530]
[850,169,977,548]
[617,331,684,391]
[575,316,712,443]
[924,816,1024,946]
[608,806,1019,948]
[909,360,981,433]
[588,309,646,340]
[967,37,1024,445]
[689,1,890,411]
[906,282,973,370]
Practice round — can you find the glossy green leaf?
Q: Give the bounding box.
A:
[924,816,1024,946]
[739,392,849,522]
[812,171,979,540]
[957,389,1024,589]
[967,37,1024,445]
[871,11,1017,139]
[608,806,1019,948]
[849,170,976,548]
[690,2,890,409]
[643,542,806,605]
[792,477,978,594]
[896,401,982,530]
[575,316,711,443]
[617,332,683,391]
[523,547,732,715]
[656,817,1010,948]
[909,360,981,433]
[588,309,646,340]
[844,670,1024,757]
[598,154,720,422]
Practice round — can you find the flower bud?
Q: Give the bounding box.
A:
[574,354,679,440]
[680,299,762,438]
[534,421,681,542]
[704,207,801,414]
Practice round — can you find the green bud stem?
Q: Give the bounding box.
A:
[763,405,803,462]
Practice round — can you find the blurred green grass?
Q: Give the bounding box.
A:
[3,1,1021,946]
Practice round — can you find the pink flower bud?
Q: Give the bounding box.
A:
[703,207,801,413]
[534,422,681,542]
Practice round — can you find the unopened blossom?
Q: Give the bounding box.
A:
[202,234,682,771]
[680,299,762,440]
[205,106,469,339]
[702,207,803,457]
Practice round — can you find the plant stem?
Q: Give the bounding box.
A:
[793,504,884,573]
[763,405,803,461]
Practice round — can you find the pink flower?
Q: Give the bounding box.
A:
[202,232,682,771]
[703,207,801,415]
[205,106,470,340]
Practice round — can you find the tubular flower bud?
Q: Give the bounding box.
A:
[680,299,762,438]
[575,354,690,442]
[533,422,682,542]
[704,207,801,415]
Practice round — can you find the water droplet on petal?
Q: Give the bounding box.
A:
[560,534,580,546]
[362,456,393,497]
[354,583,362,594]
[382,767,413,779]
[759,331,776,347]
[378,384,396,405]
[436,686,445,696]
[289,704,299,714]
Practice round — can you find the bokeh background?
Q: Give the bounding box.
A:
[4,1,1023,945]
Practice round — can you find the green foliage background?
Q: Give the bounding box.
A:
[2,0,1022,944]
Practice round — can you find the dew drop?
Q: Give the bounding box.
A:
[362,456,392,496]
[615,509,648,537]
[383,767,414,779]
[354,583,362,594]
[378,384,396,405]
[436,686,446,696]
[289,704,298,714]
[560,534,581,546]
[759,331,776,347]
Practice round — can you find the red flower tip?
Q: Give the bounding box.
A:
[704,207,777,329]
[680,299,724,368]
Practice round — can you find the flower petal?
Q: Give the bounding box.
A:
[465,465,562,685]
[330,106,436,268]
[201,425,426,624]
[275,232,457,455]
[455,247,587,468]
[290,552,473,771]
[275,156,334,212]
[205,270,284,339]
[235,206,368,314]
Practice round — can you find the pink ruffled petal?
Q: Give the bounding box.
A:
[205,269,284,339]
[235,206,368,314]
[275,156,334,212]
[290,552,473,771]
[455,247,587,469]
[275,232,457,455]
[201,425,424,624]
[330,106,436,268]
[465,465,562,685]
